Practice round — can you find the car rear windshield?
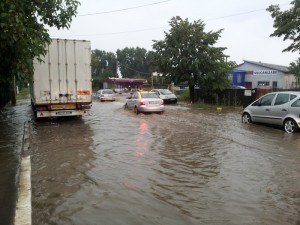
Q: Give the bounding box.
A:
[160,89,172,95]
[141,92,159,98]
[103,90,113,94]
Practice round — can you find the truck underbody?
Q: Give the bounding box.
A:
[32,101,92,118]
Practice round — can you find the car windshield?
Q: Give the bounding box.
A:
[103,90,113,94]
[141,92,159,98]
[160,89,172,95]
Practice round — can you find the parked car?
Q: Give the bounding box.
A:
[94,89,116,102]
[124,91,164,114]
[242,91,300,133]
[150,89,177,104]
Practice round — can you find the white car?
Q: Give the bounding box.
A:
[242,91,300,133]
[124,91,164,114]
[94,89,116,102]
[151,89,177,104]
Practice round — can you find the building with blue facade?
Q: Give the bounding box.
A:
[232,60,296,89]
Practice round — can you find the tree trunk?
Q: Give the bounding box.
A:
[189,85,194,103]
[11,75,16,106]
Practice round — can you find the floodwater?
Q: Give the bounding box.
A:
[1,96,300,225]
[0,100,32,225]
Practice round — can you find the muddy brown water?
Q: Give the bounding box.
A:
[1,97,300,225]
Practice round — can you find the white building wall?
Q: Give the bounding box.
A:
[235,62,295,89]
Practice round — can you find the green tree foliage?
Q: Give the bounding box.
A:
[152,16,231,101]
[116,47,152,79]
[267,1,300,53]
[0,0,80,104]
[91,50,117,89]
[289,58,300,86]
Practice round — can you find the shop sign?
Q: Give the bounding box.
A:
[253,70,278,75]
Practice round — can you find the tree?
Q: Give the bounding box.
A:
[267,1,300,53]
[289,58,300,87]
[152,16,231,102]
[91,50,117,90]
[116,47,152,79]
[0,0,80,105]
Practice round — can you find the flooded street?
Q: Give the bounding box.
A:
[0,100,33,225]
[2,96,300,224]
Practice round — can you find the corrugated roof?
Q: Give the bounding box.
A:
[243,60,289,73]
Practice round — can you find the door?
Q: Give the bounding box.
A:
[250,93,276,124]
[268,93,290,125]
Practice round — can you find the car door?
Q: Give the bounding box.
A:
[250,93,276,124]
[267,93,290,125]
[127,92,138,109]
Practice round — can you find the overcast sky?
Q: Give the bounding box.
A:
[49,0,298,66]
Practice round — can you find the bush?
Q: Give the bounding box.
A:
[176,88,190,101]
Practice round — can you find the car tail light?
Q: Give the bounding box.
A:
[140,101,145,106]
[161,99,164,105]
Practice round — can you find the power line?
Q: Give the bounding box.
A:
[78,0,172,17]
[52,3,291,38]
[118,62,151,75]
[205,3,290,21]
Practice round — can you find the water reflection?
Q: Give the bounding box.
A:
[31,118,95,225]
[134,120,148,157]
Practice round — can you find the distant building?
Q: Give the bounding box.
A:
[101,77,147,92]
[232,60,296,89]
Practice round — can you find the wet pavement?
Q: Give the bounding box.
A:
[1,96,300,225]
[0,100,32,225]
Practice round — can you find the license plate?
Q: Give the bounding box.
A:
[56,111,72,115]
[148,101,157,104]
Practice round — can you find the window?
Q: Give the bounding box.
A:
[272,81,278,88]
[141,93,159,98]
[258,94,276,106]
[291,95,297,101]
[274,94,289,105]
[291,98,300,107]
[237,73,242,83]
[132,93,138,99]
[258,81,270,86]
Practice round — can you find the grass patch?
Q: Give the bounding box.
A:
[17,87,30,100]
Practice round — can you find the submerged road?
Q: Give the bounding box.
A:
[1,96,300,224]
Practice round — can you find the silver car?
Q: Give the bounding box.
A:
[124,91,164,114]
[151,89,177,104]
[95,89,116,102]
[242,91,300,133]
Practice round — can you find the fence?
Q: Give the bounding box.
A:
[194,88,257,108]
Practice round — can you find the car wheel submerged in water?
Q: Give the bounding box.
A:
[242,113,252,124]
[134,107,140,114]
[284,119,298,133]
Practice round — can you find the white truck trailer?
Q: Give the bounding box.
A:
[31,39,92,118]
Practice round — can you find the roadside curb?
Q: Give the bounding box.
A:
[14,122,31,225]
